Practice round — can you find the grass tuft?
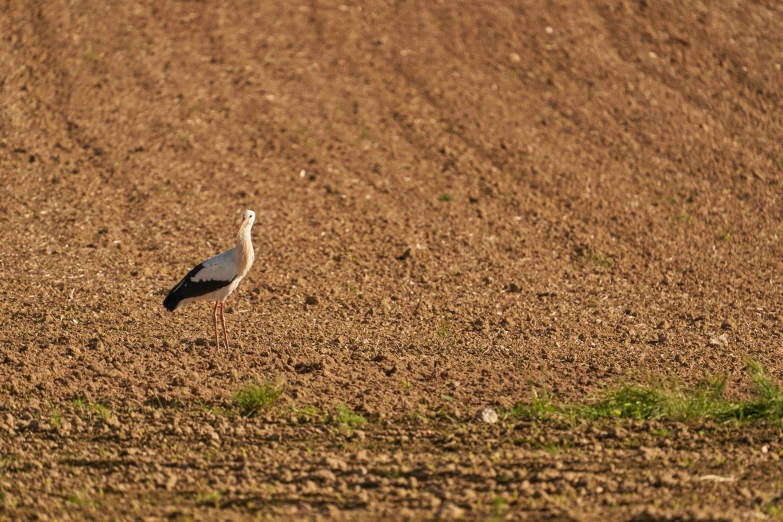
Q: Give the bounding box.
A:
[591,251,611,269]
[196,490,223,508]
[735,360,783,421]
[84,49,100,62]
[438,193,454,202]
[233,379,282,417]
[510,360,783,424]
[293,405,321,417]
[90,403,111,420]
[510,388,560,421]
[586,376,731,422]
[334,404,366,432]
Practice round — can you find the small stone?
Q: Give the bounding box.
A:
[509,53,521,63]
[27,419,40,432]
[709,334,729,347]
[325,457,348,472]
[435,502,465,520]
[312,469,336,482]
[508,283,521,293]
[655,320,670,330]
[57,421,73,436]
[305,295,318,306]
[479,407,498,424]
[762,445,769,454]
[610,426,629,439]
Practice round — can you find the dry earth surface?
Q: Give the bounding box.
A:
[2,0,783,520]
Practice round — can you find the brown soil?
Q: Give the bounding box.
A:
[1,0,783,520]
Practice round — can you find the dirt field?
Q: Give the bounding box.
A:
[2,0,783,520]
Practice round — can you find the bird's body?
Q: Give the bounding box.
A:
[163,210,256,349]
[163,239,253,311]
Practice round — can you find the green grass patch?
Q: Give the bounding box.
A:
[437,316,454,339]
[84,49,100,62]
[70,396,111,419]
[586,376,730,421]
[510,388,560,421]
[491,495,509,518]
[333,404,366,433]
[70,397,111,420]
[196,490,223,508]
[90,403,111,420]
[232,379,283,417]
[509,360,783,424]
[200,404,232,416]
[293,405,321,417]
[63,492,102,506]
[590,251,610,269]
[438,193,454,202]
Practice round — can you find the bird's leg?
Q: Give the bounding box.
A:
[219,302,230,350]
[212,302,220,350]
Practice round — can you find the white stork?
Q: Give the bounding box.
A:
[163,210,256,350]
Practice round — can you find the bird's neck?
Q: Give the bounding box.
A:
[234,225,254,276]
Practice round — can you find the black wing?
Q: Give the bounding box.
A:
[162,263,235,311]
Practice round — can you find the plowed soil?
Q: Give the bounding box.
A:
[2,1,783,520]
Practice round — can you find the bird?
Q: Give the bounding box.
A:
[163,210,256,350]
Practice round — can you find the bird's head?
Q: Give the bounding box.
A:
[242,210,256,227]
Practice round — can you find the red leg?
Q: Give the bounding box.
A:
[219,302,230,350]
[212,302,220,350]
